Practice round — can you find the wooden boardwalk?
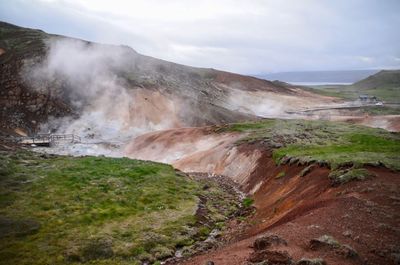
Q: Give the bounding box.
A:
[20,134,81,146]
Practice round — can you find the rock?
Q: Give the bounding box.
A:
[280,156,291,165]
[249,262,268,265]
[248,250,292,264]
[289,157,299,166]
[296,258,327,265]
[299,164,315,177]
[342,230,353,238]
[309,235,340,250]
[391,252,400,265]
[203,184,211,190]
[310,235,358,259]
[253,234,287,250]
[335,244,358,258]
[205,261,215,265]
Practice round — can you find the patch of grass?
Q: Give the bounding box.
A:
[216,120,275,133]
[221,119,400,171]
[274,133,400,170]
[358,106,400,115]
[305,84,400,103]
[328,168,374,185]
[275,171,286,179]
[0,151,236,264]
[242,197,254,208]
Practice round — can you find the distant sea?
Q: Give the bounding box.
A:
[256,70,379,86]
[288,82,352,86]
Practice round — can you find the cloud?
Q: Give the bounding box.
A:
[1,0,399,74]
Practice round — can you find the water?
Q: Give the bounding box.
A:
[289,82,352,86]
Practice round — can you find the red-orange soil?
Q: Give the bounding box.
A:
[179,147,400,265]
[128,129,400,265]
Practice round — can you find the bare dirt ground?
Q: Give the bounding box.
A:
[125,128,400,265]
[177,154,400,265]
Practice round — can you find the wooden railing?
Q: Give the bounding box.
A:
[19,134,81,146]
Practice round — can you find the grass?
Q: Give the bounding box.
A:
[328,168,374,185]
[220,119,400,170]
[305,84,400,103]
[302,70,400,103]
[0,151,238,264]
[357,105,400,115]
[275,171,286,179]
[242,197,254,208]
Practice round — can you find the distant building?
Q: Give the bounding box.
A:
[359,94,378,103]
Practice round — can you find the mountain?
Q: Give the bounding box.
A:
[0,22,333,139]
[292,68,400,104]
[351,69,400,89]
[257,70,380,84]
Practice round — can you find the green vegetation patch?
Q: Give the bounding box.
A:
[328,168,374,186]
[275,171,286,179]
[221,119,400,170]
[357,105,400,115]
[0,151,235,264]
[242,197,254,208]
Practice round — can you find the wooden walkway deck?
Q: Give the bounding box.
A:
[20,134,81,146]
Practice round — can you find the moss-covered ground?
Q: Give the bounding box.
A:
[219,119,400,170]
[0,151,239,265]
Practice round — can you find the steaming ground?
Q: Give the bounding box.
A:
[19,37,340,156]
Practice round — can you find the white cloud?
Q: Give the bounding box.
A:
[2,0,400,73]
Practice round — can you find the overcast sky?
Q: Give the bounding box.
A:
[1,0,399,74]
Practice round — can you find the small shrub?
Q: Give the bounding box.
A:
[275,171,286,179]
[242,197,254,208]
[329,168,374,185]
[198,226,211,238]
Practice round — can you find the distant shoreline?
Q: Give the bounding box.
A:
[288,81,352,86]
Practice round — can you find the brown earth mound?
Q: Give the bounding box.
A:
[126,127,400,265]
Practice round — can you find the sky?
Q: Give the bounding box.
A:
[1,0,399,74]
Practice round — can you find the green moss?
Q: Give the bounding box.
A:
[275,171,286,179]
[0,151,204,264]
[328,168,373,185]
[220,120,275,132]
[242,197,254,208]
[274,133,400,170]
[221,119,400,171]
[0,150,240,264]
[197,226,211,239]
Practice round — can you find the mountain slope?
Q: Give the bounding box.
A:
[352,70,400,90]
[0,21,333,139]
[298,69,400,105]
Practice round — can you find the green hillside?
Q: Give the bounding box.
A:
[219,119,400,171]
[0,151,239,265]
[303,70,400,106]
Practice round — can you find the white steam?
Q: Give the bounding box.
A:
[224,88,287,118]
[25,38,177,155]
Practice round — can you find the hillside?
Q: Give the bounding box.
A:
[0,150,244,264]
[125,119,400,265]
[352,70,400,90]
[0,21,399,265]
[0,21,334,141]
[304,70,400,103]
[258,70,379,84]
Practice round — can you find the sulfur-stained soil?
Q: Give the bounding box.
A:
[125,125,400,265]
[176,145,400,265]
